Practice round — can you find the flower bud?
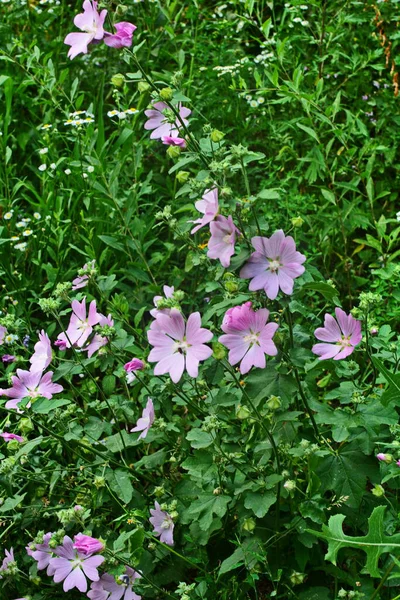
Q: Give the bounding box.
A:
[115,3,128,16]
[371,484,385,497]
[291,216,304,228]
[176,171,190,183]
[266,395,281,411]
[377,453,393,464]
[111,73,125,88]
[212,342,226,360]
[138,81,150,93]
[242,518,256,532]
[283,480,296,492]
[166,145,182,159]
[159,87,174,101]
[224,281,239,293]
[210,129,224,142]
[94,476,106,489]
[236,405,251,420]
[370,327,378,336]
[19,417,34,435]
[289,572,306,585]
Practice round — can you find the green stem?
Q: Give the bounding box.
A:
[370,559,395,600]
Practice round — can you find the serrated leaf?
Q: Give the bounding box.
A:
[307,506,400,577]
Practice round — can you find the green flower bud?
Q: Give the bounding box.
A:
[242,517,256,532]
[166,145,182,159]
[289,572,306,585]
[94,476,106,489]
[212,342,226,360]
[111,73,125,88]
[115,3,128,16]
[291,216,304,228]
[159,87,174,101]
[19,417,34,435]
[154,486,165,498]
[371,484,385,497]
[266,395,281,410]
[236,405,251,420]
[176,170,190,183]
[210,129,225,143]
[224,281,239,293]
[138,81,150,94]
[283,480,296,492]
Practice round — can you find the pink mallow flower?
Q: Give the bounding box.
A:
[0,432,24,443]
[73,534,104,555]
[85,314,114,358]
[131,398,155,440]
[312,308,362,361]
[124,358,144,373]
[0,548,15,578]
[49,535,104,593]
[30,330,52,372]
[104,21,136,48]
[72,260,96,291]
[64,0,107,60]
[57,298,101,349]
[149,502,174,546]
[144,102,191,140]
[219,302,278,374]
[240,230,306,300]
[207,215,240,268]
[88,567,141,600]
[27,532,54,572]
[148,309,213,383]
[376,453,392,464]
[1,369,63,410]
[150,285,175,319]
[189,187,219,234]
[161,135,187,148]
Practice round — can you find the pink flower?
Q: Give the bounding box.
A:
[0,432,24,443]
[104,22,137,48]
[57,298,101,349]
[30,330,52,372]
[148,309,213,383]
[88,567,141,600]
[219,302,278,374]
[189,187,219,234]
[84,313,114,358]
[240,230,306,300]
[2,354,16,363]
[73,534,104,555]
[149,502,174,546]
[0,326,6,345]
[161,135,187,148]
[1,369,63,410]
[150,285,175,319]
[0,548,15,578]
[312,308,362,361]
[27,532,53,572]
[49,535,104,593]
[131,398,155,440]
[207,215,240,268]
[72,260,96,291]
[64,0,107,60]
[144,102,191,140]
[124,358,144,373]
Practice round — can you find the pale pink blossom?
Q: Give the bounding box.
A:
[30,330,52,372]
[207,215,240,268]
[88,567,141,600]
[27,532,54,572]
[144,102,191,140]
[240,230,306,300]
[219,302,278,374]
[150,285,175,319]
[0,548,15,578]
[131,398,155,440]
[124,358,144,372]
[148,308,213,383]
[149,502,174,546]
[104,21,136,48]
[57,298,101,349]
[189,188,219,234]
[72,260,96,290]
[84,313,114,358]
[0,432,24,443]
[49,535,104,593]
[73,534,104,555]
[312,308,362,361]
[1,369,63,410]
[64,0,107,60]
[161,135,187,148]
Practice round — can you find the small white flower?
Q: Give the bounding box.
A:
[3,211,13,220]
[124,108,138,114]
[64,169,71,175]
[396,211,400,222]
[107,110,119,117]
[118,112,127,120]
[50,163,56,170]
[301,20,309,26]
[250,100,258,108]
[87,166,95,173]
[40,124,52,130]
[22,218,31,223]
[16,222,25,228]
[4,333,18,343]
[14,243,27,252]
[38,164,47,172]
[64,119,77,126]
[300,4,308,9]
[34,212,41,220]
[39,147,49,155]
[84,117,94,123]
[23,229,33,237]
[10,236,19,241]
[69,110,86,117]
[257,97,265,104]
[293,16,302,22]
[83,173,88,179]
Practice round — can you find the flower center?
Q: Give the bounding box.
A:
[28,388,40,398]
[161,519,171,530]
[223,233,233,244]
[268,259,281,272]
[71,558,83,569]
[243,331,260,345]
[77,319,90,332]
[174,340,191,355]
[339,336,351,347]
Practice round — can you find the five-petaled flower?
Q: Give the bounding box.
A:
[88,567,142,600]
[131,397,155,440]
[189,187,219,234]
[240,230,306,300]
[207,215,240,268]
[64,0,107,60]
[1,369,63,411]
[149,502,174,546]
[30,330,52,373]
[219,302,278,374]
[49,535,104,593]
[312,308,362,360]
[57,298,101,349]
[144,102,191,140]
[104,21,136,48]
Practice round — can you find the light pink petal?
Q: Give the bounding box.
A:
[315,314,342,342]
[240,345,266,374]
[150,122,178,139]
[312,342,341,360]
[64,566,87,593]
[186,344,213,362]
[156,310,185,341]
[154,353,185,383]
[81,555,104,581]
[219,335,249,365]
[185,354,199,378]
[334,346,355,360]
[277,270,294,295]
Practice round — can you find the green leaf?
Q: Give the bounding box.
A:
[0,493,26,513]
[106,469,134,504]
[296,123,320,143]
[307,506,400,577]
[113,528,144,554]
[32,398,71,414]
[372,358,400,406]
[257,188,280,200]
[244,491,276,518]
[302,282,339,301]
[186,428,213,449]
[186,494,231,531]
[219,538,261,576]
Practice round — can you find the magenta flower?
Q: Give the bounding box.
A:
[2,354,16,363]
[64,0,107,60]
[189,188,219,234]
[72,260,96,291]
[0,548,15,577]
[73,534,104,555]
[0,326,6,344]
[149,502,174,546]
[150,285,175,319]
[30,330,52,373]
[57,298,101,349]
[219,302,278,374]
[85,313,114,358]
[148,309,213,383]
[49,535,104,593]
[88,567,141,600]
[207,215,240,268]
[104,22,137,48]
[131,398,155,440]
[27,532,53,572]
[0,432,24,443]
[161,135,187,148]
[240,230,306,300]
[1,369,63,410]
[124,358,144,373]
[312,308,362,361]
[144,102,191,140]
